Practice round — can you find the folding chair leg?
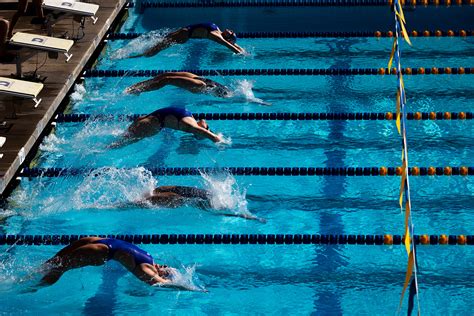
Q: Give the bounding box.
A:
[33,98,42,108]
[15,52,22,78]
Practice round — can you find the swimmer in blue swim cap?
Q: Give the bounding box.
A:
[110,106,224,148]
[125,72,233,98]
[39,237,184,288]
[131,22,244,57]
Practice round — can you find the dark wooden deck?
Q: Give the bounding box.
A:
[0,0,126,195]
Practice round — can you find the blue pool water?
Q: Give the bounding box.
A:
[1,7,473,316]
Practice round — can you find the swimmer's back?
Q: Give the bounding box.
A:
[155,186,210,200]
[149,107,193,121]
[186,22,219,37]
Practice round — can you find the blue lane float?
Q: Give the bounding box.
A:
[54,112,473,123]
[107,30,474,40]
[0,234,471,246]
[19,166,474,178]
[83,67,474,77]
[135,0,471,8]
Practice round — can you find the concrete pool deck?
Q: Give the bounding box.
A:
[0,0,126,195]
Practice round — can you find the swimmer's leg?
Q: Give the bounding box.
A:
[132,29,188,58]
[109,117,161,149]
[41,242,108,285]
[145,192,186,208]
[126,76,206,95]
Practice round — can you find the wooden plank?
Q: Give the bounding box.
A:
[0,0,126,194]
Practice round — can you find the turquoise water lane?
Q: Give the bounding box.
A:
[0,11,473,316]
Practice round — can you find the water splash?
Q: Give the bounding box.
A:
[110,29,170,60]
[216,133,232,146]
[232,79,271,105]
[70,83,86,104]
[72,167,157,209]
[39,133,66,153]
[73,119,126,152]
[200,172,263,221]
[153,264,207,292]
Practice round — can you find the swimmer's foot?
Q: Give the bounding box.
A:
[124,87,141,95]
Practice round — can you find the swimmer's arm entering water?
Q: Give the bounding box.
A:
[182,123,223,143]
[144,267,209,292]
[194,126,223,143]
[209,33,245,54]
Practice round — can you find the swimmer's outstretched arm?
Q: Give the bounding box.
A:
[189,125,223,143]
[209,33,245,54]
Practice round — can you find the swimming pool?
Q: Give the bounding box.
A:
[1,3,473,315]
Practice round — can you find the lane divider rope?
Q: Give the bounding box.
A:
[107,29,474,40]
[20,166,473,177]
[1,234,471,246]
[133,0,473,9]
[83,67,473,77]
[55,112,473,122]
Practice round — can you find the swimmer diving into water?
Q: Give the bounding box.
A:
[125,72,232,98]
[137,185,265,222]
[131,22,245,57]
[110,107,224,148]
[124,72,271,105]
[39,237,193,289]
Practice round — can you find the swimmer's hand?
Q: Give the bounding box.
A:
[214,134,224,143]
[215,133,231,145]
[154,279,209,292]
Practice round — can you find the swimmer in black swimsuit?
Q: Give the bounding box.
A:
[131,22,245,57]
[125,72,233,98]
[110,106,223,148]
[139,185,265,222]
[40,237,180,287]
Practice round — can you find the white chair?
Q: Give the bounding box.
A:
[9,32,74,78]
[0,76,44,107]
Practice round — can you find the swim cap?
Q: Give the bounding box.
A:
[224,32,237,44]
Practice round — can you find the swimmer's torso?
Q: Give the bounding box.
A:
[185,22,219,38]
[93,238,154,268]
[146,186,212,209]
[145,107,193,129]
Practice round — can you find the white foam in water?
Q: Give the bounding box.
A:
[200,172,263,222]
[39,134,66,153]
[69,83,86,104]
[153,264,207,292]
[232,79,271,106]
[216,133,232,146]
[110,29,170,60]
[72,167,157,209]
[72,120,126,152]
